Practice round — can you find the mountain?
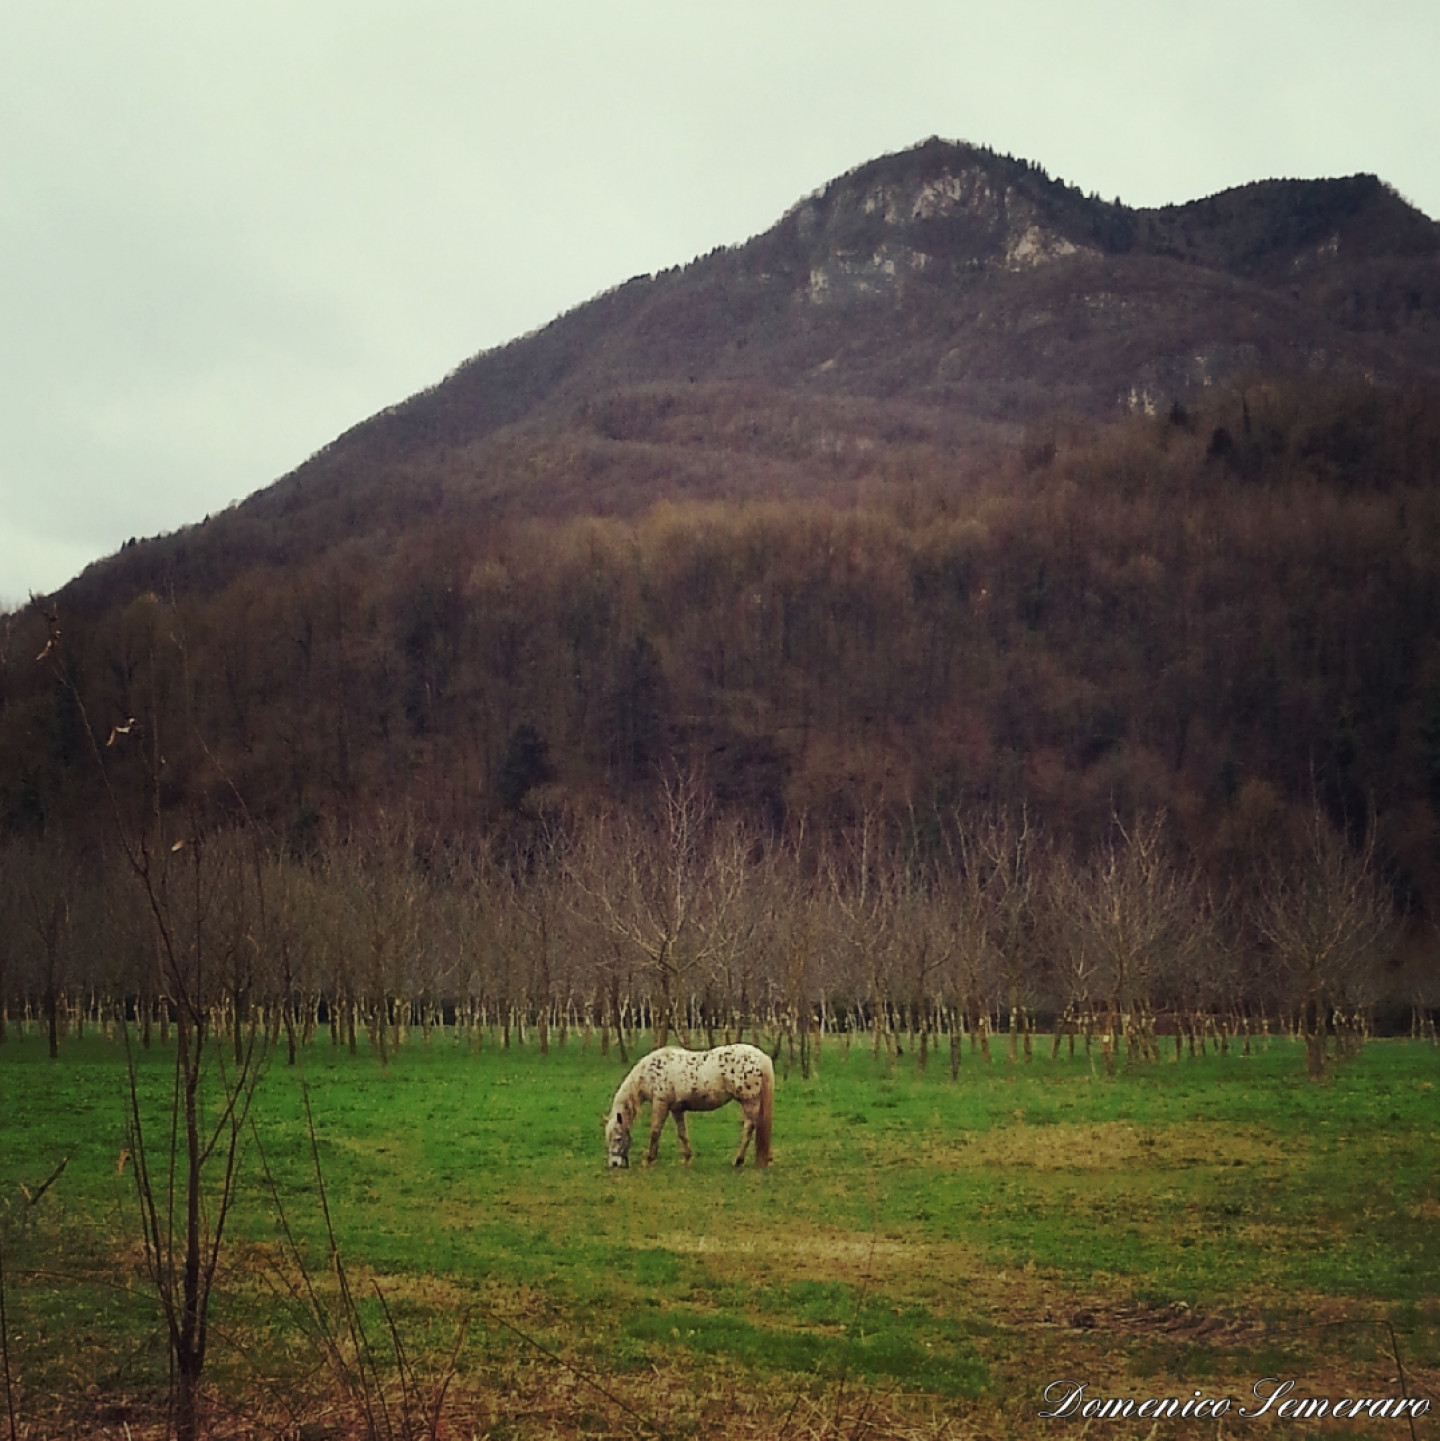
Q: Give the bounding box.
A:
[64,137,1440,602]
[9,139,1440,917]
[303,137,1440,450]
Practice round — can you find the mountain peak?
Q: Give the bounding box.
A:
[64,138,1440,606]
[774,137,1102,290]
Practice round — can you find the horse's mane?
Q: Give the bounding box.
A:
[609,1059,648,1129]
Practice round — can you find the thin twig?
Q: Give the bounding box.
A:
[18,1156,68,1210]
[372,1281,417,1435]
[247,1120,349,1380]
[425,1308,471,1441]
[0,1237,18,1441]
[476,1303,667,1440]
[254,1087,474,1440]
[1316,1318,1424,1441]
[301,1080,387,1438]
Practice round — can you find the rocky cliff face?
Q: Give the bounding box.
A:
[792,152,1101,301]
[798,170,1098,305]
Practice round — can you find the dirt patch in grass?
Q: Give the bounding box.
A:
[913,1119,1285,1172]
[638,1224,1436,1360]
[652,1227,932,1267]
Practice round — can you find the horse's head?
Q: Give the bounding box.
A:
[604,1109,631,1169]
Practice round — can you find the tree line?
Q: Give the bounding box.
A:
[0,770,1423,1081]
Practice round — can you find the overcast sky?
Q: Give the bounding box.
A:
[3,0,1437,606]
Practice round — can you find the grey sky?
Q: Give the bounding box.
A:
[3,0,1437,606]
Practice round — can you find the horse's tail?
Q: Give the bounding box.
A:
[754,1062,774,1168]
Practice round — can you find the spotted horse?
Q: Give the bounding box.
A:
[605,1043,774,1168]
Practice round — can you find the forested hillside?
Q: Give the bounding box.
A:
[9,378,1440,858]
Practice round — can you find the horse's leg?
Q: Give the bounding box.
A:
[672,1110,693,1164]
[645,1102,670,1165]
[733,1105,755,1167]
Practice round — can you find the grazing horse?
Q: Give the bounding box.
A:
[605,1044,773,1169]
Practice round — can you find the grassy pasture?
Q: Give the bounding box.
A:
[2,1031,1438,1438]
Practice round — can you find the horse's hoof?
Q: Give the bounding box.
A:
[733,1157,745,1168]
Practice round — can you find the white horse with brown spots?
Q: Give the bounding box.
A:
[605,1044,774,1168]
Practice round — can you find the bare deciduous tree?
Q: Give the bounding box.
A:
[948,811,1042,1065]
[15,839,73,1059]
[569,770,748,1048]
[1053,812,1197,1074]
[1254,804,1398,1078]
[824,809,899,1062]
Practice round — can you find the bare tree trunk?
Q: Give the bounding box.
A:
[176,1015,206,1441]
[45,983,59,1060]
[1304,996,1326,1079]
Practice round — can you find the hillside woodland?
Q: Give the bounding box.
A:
[3,142,1439,1065]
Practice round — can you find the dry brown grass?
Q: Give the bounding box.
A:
[912,1118,1284,1174]
[26,1325,1440,1441]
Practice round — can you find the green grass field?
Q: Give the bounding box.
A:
[2,1030,1437,1438]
